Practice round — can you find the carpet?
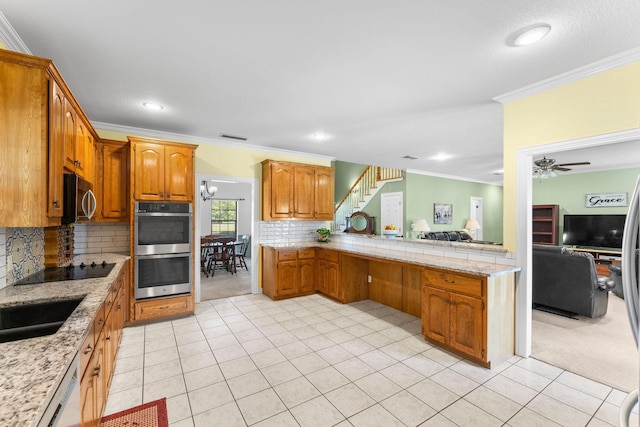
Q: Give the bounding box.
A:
[532,294,639,392]
[100,398,168,427]
[201,258,251,301]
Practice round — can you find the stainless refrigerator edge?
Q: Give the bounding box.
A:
[621,175,640,426]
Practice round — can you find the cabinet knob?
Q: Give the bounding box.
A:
[53,200,60,208]
[159,191,164,197]
[93,365,101,377]
[166,193,170,198]
[444,299,449,304]
[83,345,93,354]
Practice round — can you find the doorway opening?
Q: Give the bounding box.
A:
[195,173,259,303]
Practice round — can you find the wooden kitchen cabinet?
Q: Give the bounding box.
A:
[95,139,129,221]
[262,247,316,299]
[81,261,128,427]
[261,159,335,221]
[316,249,340,299]
[0,50,99,227]
[130,137,196,202]
[422,268,514,368]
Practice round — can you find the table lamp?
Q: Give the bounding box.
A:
[413,219,431,239]
[465,219,481,239]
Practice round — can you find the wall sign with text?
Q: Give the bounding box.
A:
[585,193,627,208]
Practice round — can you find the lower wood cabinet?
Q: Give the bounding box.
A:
[421,268,514,368]
[262,247,316,299]
[80,261,128,427]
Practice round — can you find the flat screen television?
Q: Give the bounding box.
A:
[562,214,626,250]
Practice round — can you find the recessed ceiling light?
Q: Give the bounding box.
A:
[510,24,551,47]
[431,153,452,162]
[142,102,164,111]
[310,132,330,141]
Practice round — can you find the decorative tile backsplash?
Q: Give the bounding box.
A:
[73,223,130,255]
[6,227,45,285]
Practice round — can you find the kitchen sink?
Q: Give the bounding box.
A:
[0,298,84,343]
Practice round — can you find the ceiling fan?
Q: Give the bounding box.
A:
[533,156,591,179]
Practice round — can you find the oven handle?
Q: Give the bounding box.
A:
[136,252,192,260]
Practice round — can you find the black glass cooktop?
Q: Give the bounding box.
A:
[14,262,116,286]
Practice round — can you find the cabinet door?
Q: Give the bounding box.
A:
[98,141,129,221]
[63,98,77,172]
[326,261,340,300]
[449,293,484,359]
[298,258,316,293]
[293,166,314,218]
[84,133,96,185]
[314,168,334,220]
[422,286,449,345]
[75,119,87,178]
[165,145,193,201]
[48,80,65,219]
[277,260,299,296]
[133,142,165,200]
[80,367,96,427]
[269,163,294,218]
[316,259,329,294]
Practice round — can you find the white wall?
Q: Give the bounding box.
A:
[199,181,252,238]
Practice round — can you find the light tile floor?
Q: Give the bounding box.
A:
[105,294,639,427]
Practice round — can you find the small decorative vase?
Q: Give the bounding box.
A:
[317,233,330,242]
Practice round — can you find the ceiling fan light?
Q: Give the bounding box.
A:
[511,24,551,47]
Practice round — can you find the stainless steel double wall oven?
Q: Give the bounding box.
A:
[134,201,192,299]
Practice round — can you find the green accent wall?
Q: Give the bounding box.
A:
[333,160,368,205]
[334,163,505,243]
[533,167,639,242]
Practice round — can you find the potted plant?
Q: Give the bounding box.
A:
[316,227,331,242]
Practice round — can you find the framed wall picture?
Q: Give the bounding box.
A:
[434,203,453,224]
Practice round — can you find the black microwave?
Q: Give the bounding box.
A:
[62,173,97,224]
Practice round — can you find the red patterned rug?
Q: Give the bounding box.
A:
[100,398,168,427]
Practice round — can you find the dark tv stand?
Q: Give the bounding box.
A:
[567,246,622,276]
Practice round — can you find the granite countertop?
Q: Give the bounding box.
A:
[0,253,129,427]
[262,239,520,277]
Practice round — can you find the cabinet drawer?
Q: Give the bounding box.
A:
[79,326,95,377]
[318,249,339,263]
[134,296,193,320]
[277,250,298,262]
[298,248,316,259]
[93,303,106,336]
[423,269,483,297]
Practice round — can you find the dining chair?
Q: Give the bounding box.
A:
[200,237,213,277]
[234,234,250,271]
[208,237,235,275]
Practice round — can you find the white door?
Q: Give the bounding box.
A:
[381,192,404,236]
[470,197,483,240]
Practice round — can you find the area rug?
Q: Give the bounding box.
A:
[100,398,168,427]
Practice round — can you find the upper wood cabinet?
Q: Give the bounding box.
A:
[261,159,335,221]
[0,50,98,227]
[129,137,197,202]
[95,140,129,222]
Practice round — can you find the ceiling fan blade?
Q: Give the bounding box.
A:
[555,161,591,167]
[553,167,572,172]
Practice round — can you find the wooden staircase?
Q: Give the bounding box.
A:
[333,166,403,231]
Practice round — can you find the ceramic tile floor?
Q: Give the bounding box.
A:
[105,294,639,427]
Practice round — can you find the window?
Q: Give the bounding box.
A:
[211,200,237,238]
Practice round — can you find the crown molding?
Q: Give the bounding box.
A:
[493,47,640,104]
[405,168,503,187]
[0,13,31,54]
[91,121,336,162]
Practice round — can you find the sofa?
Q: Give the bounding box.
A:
[422,230,472,241]
[532,245,614,318]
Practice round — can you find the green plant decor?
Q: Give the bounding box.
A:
[316,227,331,242]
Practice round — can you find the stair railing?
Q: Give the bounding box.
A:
[333,166,403,230]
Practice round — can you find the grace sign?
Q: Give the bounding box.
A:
[585,193,627,208]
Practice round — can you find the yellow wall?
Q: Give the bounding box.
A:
[96,129,333,179]
[502,61,640,251]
